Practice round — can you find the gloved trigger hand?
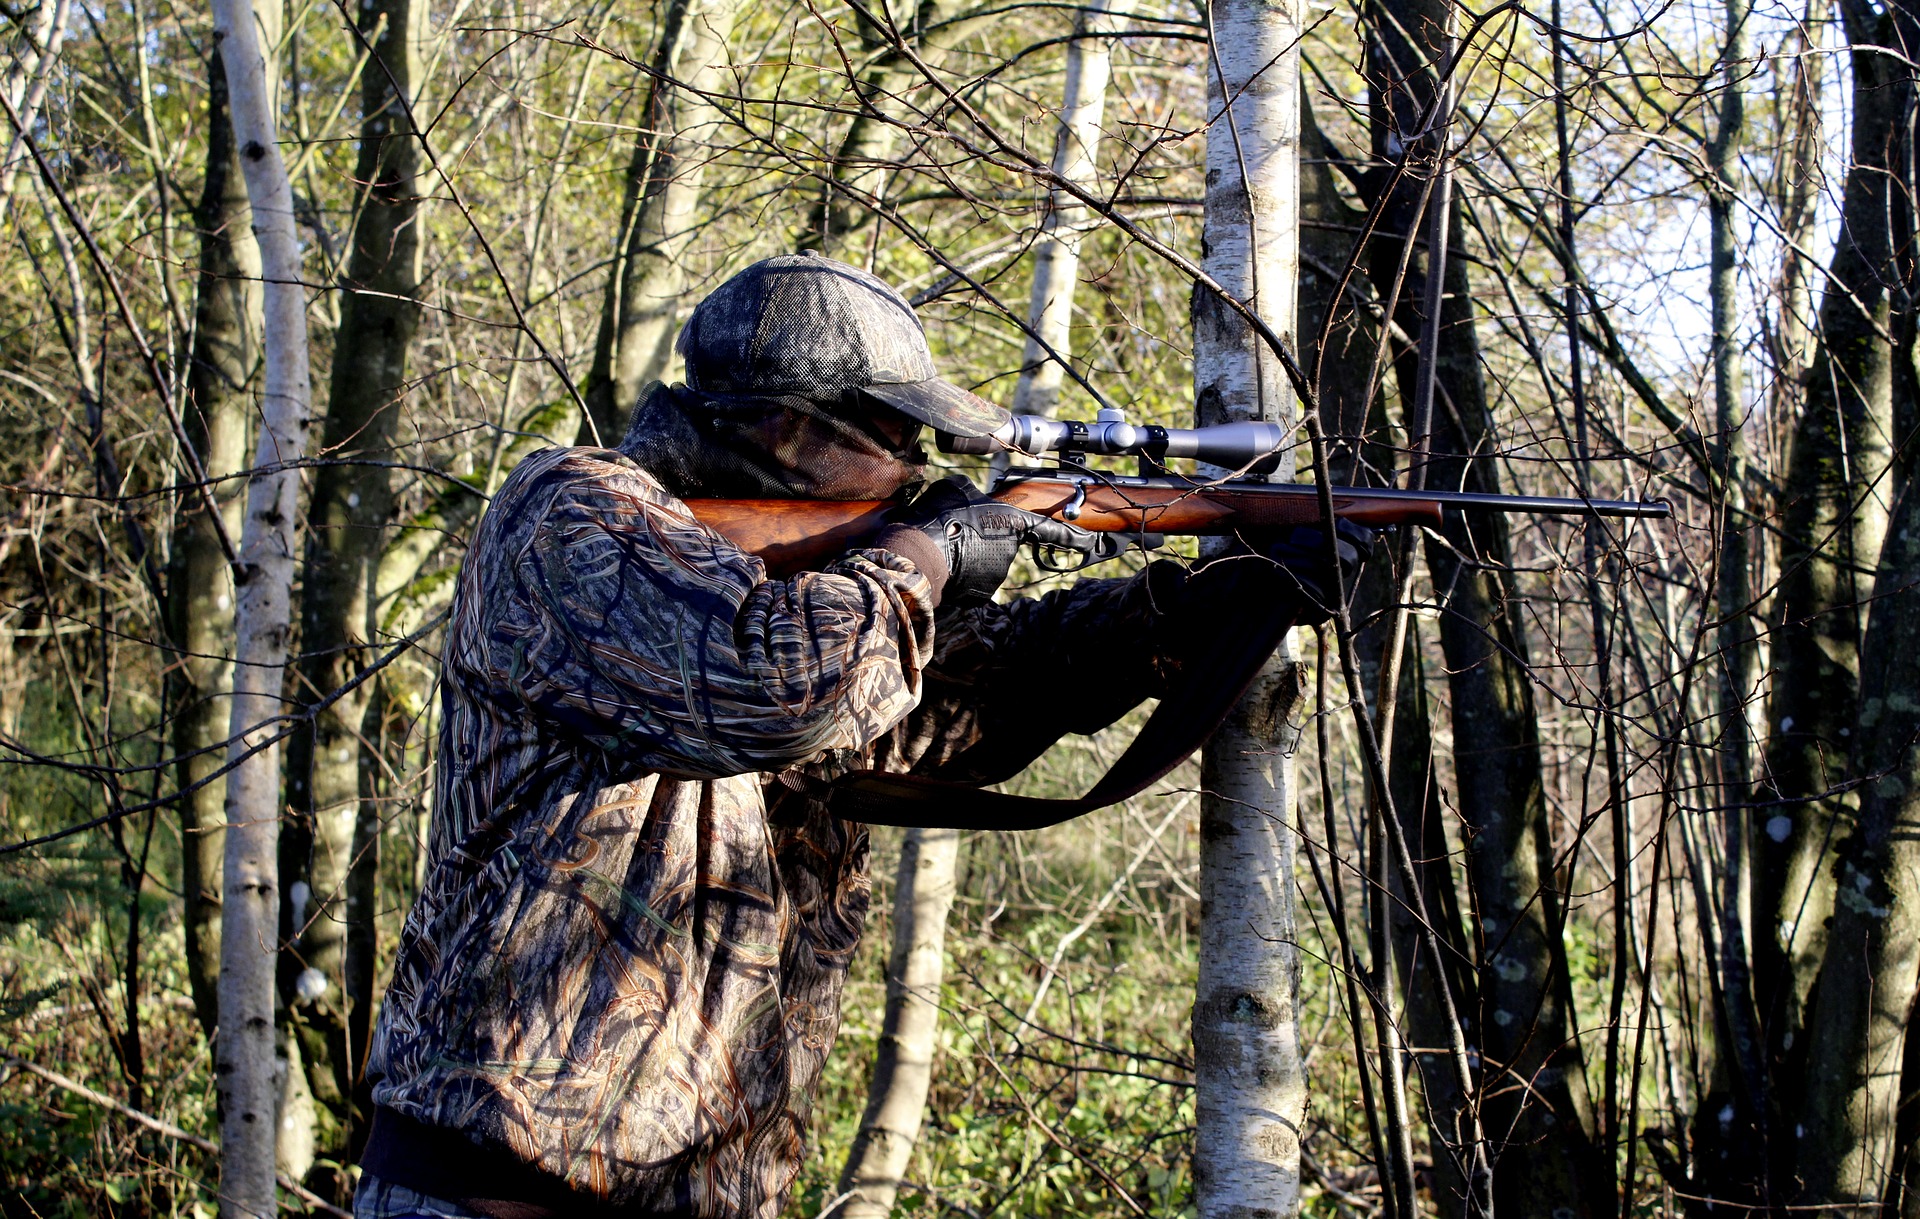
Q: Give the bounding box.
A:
[1262,519,1377,625]
[885,475,1081,606]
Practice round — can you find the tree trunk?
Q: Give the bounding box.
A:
[798,67,904,258]
[834,826,962,1218]
[578,0,734,445]
[1699,0,1773,1191]
[1797,461,1920,1211]
[1299,94,1378,482]
[1423,209,1597,1219]
[279,0,426,1187]
[1384,620,1480,1210]
[1884,993,1920,1219]
[1790,1,1920,1203]
[1361,0,1598,1206]
[1006,0,1112,419]
[1767,0,1822,437]
[1301,85,1465,1215]
[1754,0,1908,1167]
[1191,0,1307,1213]
[171,41,261,1043]
[212,0,312,1206]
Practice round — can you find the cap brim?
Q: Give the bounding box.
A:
[862,379,1011,438]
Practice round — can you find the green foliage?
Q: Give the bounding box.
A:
[792,872,1206,1218]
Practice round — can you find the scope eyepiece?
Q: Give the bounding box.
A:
[936,431,999,455]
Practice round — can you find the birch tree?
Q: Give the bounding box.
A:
[1190,0,1306,1213]
[210,0,312,1208]
[834,826,962,1218]
[0,0,69,201]
[1007,0,1112,420]
[170,42,260,1042]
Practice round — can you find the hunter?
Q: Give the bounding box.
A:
[353,251,1356,1218]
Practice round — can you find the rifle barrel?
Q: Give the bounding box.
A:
[994,469,1672,521]
[959,416,1671,520]
[1344,484,1672,519]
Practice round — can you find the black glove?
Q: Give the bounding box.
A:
[1260,519,1375,624]
[884,475,1092,606]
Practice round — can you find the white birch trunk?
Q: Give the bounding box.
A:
[0,0,70,201]
[834,826,962,1219]
[1008,0,1114,418]
[1190,0,1305,1213]
[211,0,310,1211]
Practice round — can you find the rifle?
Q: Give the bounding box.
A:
[693,408,1670,826]
[683,408,1672,574]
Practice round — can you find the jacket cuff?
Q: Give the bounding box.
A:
[870,525,950,606]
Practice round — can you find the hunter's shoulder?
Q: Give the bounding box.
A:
[495,444,666,499]
[486,445,685,531]
[484,445,757,588]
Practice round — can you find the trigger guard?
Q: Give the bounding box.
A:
[1027,531,1132,573]
[1031,542,1092,573]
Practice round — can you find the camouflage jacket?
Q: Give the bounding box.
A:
[361,446,1180,1218]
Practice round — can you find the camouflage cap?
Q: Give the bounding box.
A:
[675,251,1011,438]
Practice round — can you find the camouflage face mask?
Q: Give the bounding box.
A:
[618,381,927,502]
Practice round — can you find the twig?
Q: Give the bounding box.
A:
[0,608,451,856]
[5,1057,353,1217]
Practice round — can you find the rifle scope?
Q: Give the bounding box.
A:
[939,409,1288,474]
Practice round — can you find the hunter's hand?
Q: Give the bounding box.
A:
[881,475,1085,606]
[1258,520,1375,625]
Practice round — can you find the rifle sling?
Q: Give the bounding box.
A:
[829,600,1299,830]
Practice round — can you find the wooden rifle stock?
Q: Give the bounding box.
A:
[682,480,1449,573]
[679,498,896,573]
